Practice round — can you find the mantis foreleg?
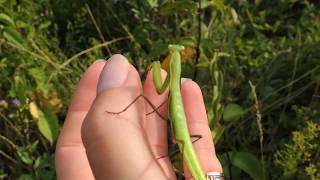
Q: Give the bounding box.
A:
[105,94,167,121]
[146,98,168,116]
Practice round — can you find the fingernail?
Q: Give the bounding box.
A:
[93,59,106,64]
[181,77,192,82]
[97,54,129,93]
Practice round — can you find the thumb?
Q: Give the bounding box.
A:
[81,55,166,180]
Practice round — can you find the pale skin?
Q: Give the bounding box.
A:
[55,54,222,180]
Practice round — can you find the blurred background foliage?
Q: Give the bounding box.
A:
[0,0,319,179]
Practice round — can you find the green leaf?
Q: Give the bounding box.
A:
[218,152,241,179]
[17,149,33,165]
[34,154,55,179]
[223,103,244,122]
[212,0,225,14]
[3,26,26,48]
[159,0,197,15]
[38,21,51,31]
[28,67,49,92]
[39,107,59,144]
[232,152,264,180]
[31,103,59,144]
[230,8,240,24]
[200,0,210,9]
[211,123,225,143]
[9,75,29,100]
[147,0,158,8]
[132,26,150,46]
[0,13,14,26]
[18,174,34,180]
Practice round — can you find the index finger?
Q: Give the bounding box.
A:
[55,60,106,180]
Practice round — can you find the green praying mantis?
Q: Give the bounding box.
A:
[152,44,205,180]
[107,44,206,180]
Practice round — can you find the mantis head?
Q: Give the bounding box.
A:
[168,44,185,52]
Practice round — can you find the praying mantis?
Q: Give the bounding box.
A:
[152,44,205,180]
[107,44,206,180]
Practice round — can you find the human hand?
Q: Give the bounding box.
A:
[55,54,222,180]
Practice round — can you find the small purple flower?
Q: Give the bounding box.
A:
[12,98,21,107]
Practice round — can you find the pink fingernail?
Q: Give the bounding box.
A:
[97,54,129,93]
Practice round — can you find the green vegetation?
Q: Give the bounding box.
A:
[0,0,319,179]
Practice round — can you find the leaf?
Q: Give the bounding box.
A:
[9,75,29,100]
[218,152,241,179]
[3,26,26,48]
[18,174,34,180]
[231,152,264,180]
[29,102,39,119]
[34,154,55,179]
[132,26,150,46]
[223,103,244,122]
[212,0,225,14]
[147,0,158,8]
[28,67,49,92]
[29,102,59,144]
[159,0,197,15]
[200,0,210,8]
[0,13,14,26]
[230,8,240,24]
[38,107,59,144]
[218,152,263,179]
[38,21,51,31]
[16,148,33,165]
[211,123,225,143]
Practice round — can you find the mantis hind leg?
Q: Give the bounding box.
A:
[105,94,167,121]
[171,134,203,156]
[155,135,202,179]
[154,134,203,159]
[173,135,203,145]
[163,134,203,164]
